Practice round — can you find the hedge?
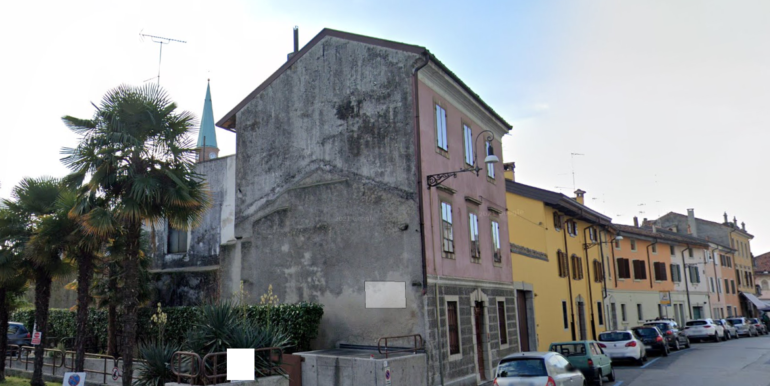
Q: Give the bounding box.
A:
[10,302,323,354]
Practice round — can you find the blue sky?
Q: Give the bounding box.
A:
[2,0,769,252]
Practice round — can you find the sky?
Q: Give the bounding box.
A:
[1,1,769,252]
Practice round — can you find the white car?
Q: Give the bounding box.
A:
[683,319,724,342]
[598,330,647,365]
[715,319,738,339]
[494,351,586,386]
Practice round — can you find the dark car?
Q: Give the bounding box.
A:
[6,322,31,354]
[631,326,669,357]
[643,320,690,350]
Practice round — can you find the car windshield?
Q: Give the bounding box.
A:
[633,328,658,337]
[7,325,20,334]
[497,358,547,378]
[550,343,586,357]
[599,332,632,342]
[686,321,707,326]
[645,323,670,331]
[749,318,760,324]
[727,319,743,325]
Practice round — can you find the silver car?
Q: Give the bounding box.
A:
[494,351,586,386]
[715,319,738,339]
[726,317,758,337]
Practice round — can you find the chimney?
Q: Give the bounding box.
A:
[742,222,746,231]
[574,189,586,205]
[503,162,516,181]
[687,208,697,237]
[633,216,639,227]
[723,212,729,224]
[287,26,299,61]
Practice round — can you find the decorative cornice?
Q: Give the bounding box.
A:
[436,184,456,195]
[488,206,503,215]
[464,196,482,206]
[510,243,548,261]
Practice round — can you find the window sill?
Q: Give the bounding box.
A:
[487,176,496,184]
[436,148,450,159]
[443,254,456,260]
[493,262,503,268]
[499,343,510,350]
[471,258,481,264]
[448,353,462,362]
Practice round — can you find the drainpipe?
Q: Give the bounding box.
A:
[582,224,597,340]
[411,51,441,385]
[598,229,609,299]
[711,246,721,302]
[646,239,658,289]
[682,245,693,320]
[563,217,577,340]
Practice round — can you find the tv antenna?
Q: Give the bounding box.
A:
[140,31,186,85]
[570,153,584,191]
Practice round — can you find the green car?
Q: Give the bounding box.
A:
[549,340,615,386]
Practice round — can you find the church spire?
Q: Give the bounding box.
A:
[196,79,219,162]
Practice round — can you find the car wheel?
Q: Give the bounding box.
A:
[684,337,691,348]
[595,371,604,386]
[662,345,669,357]
[713,333,720,342]
[674,339,681,351]
[607,367,616,382]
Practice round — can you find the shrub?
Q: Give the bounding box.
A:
[134,341,180,386]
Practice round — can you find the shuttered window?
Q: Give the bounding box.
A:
[571,255,584,280]
[469,212,480,260]
[671,264,682,282]
[447,301,460,355]
[557,251,569,278]
[617,258,631,279]
[168,223,187,254]
[593,260,603,282]
[441,202,454,258]
[688,266,700,284]
[463,124,473,165]
[653,262,667,281]
[436,105,448,151]
[632,260,647,280]
[491,220,501,263]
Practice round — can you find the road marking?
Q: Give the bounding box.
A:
[640,357,661,368]
[612,381,624,386]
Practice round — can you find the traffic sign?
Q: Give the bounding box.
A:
[31,331,42,345]
[62,372,86,386]
[659,291,671,305]
[384,367,392,386]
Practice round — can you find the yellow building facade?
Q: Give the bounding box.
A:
[505,168,613,351]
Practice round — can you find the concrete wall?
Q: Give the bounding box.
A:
[229,36,426,349]
[298,352,426,386]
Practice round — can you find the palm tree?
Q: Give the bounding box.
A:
[2,177,73,386]
[0,212,30,383]
[62,83,209,386]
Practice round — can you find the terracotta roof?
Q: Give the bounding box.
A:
[654,211,754,239]
[216,28,512,132]
[613,224,711,248]
[755,251,770,272]
[505,180,612,226]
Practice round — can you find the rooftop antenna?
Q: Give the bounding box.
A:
[570,153,584,191]
[139,30,186,85]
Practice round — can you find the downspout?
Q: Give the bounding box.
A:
[646,239,658,289]
[598,228,609,329]
[682,245,693,320]
[711,246,720,302]
[412,51,442,386]
[611,234,618,289]
[582,224,597,340]
[563,218,577,340]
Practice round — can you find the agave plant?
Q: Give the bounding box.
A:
[134,341,181,386]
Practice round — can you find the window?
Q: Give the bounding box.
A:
[671,264,682,282]
[447,301,460,355]
[710,277,715,292]
[167,223,187,254]
[617,258,631,279]
[597,302,604,325]
[486,142,495,179]
[571,255,584,280]
[688,266,700,284]
[567,220,578,236]
[463,124,473,165]
[653,262,667,281]
[593,260,603,282]
[435,104,448,151]
[632,260,647,280]
[727,306,733,317]
[737,270,742,286]
[724,279,729,294]
[588,228,597,242]
[557,251,569,278]
[468,212,480,260]
[562,301,569,329]
[491,220,501,263]
[630,239,637,251]
[614,239,621,250]
[726,255,732,268]
[637,304,643,321]
[498,302,507,345]
[670,245,676,256]
[731,280,736,294]
[621,304,627,322]
[688,248,694,258]
[441,202,455,258]
[553,212,563,231]
[762,280,769,290]
[651,244,657,254]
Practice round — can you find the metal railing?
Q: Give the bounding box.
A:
[7,345,67,375]
[63,351,124,384]
[377,334,424,358]
[170,347,284,385]
[171,351,203,384]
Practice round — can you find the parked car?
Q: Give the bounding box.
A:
[683,319,724,342]
[494,351,586,386]
[748,318,768,335]
[597,330,647,365]
[643,320,690,350]
[6,322,31,355]
[631,326,669,356]
[715,319,738,340]
[548,341,614,385]
[726,317,758,337]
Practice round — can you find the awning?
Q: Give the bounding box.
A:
[740,292,770,312]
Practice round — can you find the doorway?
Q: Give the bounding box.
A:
[577,301,587,340]
[474,301,486,381]
[610,303,618,331]
[517,291,531,351]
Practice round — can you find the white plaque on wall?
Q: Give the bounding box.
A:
[365,281,407,308]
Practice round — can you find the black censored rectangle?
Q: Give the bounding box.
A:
[227,350,254,379]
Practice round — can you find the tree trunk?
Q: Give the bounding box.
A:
[107,264,118,358]
[0,288,8,382]
[31,271,52,386]
[121,220,142,386]
[74,250,94,371]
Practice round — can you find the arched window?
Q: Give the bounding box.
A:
[762,279,769,290]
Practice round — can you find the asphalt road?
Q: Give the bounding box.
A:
[607,334,770,386]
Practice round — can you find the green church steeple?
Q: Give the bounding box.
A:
[196,79,219,161]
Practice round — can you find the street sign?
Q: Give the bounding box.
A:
[62,372,86,386]
[31,331,42,345]
[659,291,671,305]
[384,367,392,386]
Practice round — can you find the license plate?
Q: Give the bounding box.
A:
[645,345,652,350]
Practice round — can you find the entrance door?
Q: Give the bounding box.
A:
[577,302,587,340]
[517,291,530,351]
[610,303,618,330]
[474,301,486,381]
[693,306,703,320]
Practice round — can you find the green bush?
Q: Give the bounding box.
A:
[10,302,323,354]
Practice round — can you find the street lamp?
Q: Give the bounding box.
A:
[426,130,499,188]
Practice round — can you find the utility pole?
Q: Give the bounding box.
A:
[139,32,186,85]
